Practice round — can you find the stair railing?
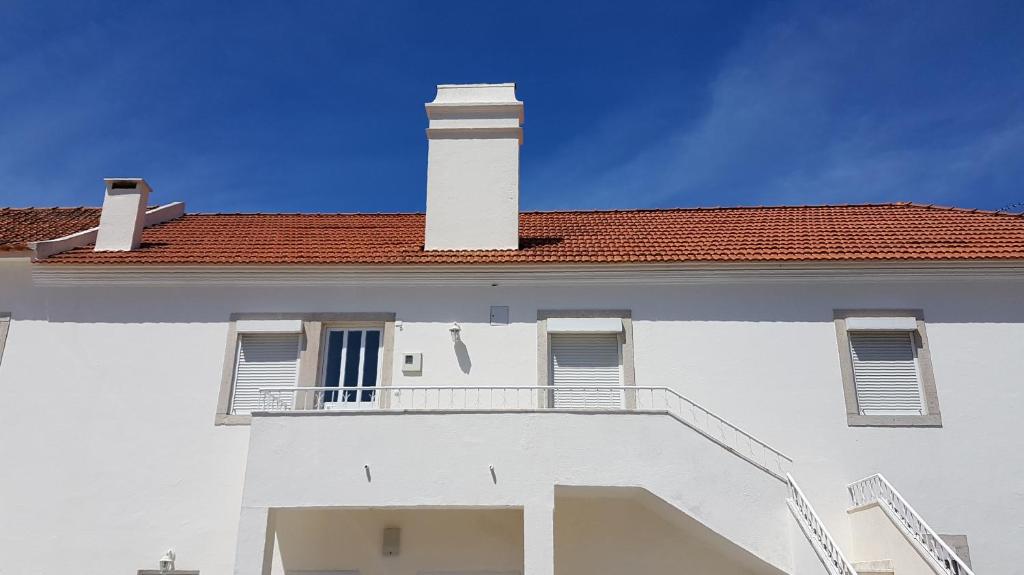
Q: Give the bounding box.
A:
[849,474,974,575]
[787,474,858,575]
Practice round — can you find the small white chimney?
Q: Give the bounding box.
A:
[94,178,151,252]
[424,83,523,250]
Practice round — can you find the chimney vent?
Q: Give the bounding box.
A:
[94,178,151,252]
[424,83,523,250]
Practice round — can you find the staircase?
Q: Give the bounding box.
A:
[787,474,858,575]
[787,472,976,575]
[848,474,974,575]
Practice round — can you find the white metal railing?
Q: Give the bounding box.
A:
[258,385,792,478]
[787,474,858,575]
[849,474,974,575]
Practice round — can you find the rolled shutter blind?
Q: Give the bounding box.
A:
[230,333,301,414]
[551,333,622,408]
[849,331,924,415]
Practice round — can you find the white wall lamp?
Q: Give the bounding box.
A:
[159,549,175,574]
[449,322,462,342]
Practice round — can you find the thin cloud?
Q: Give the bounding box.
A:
[523,2,1024,211]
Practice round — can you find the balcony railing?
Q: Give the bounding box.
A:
[258,385,792,479]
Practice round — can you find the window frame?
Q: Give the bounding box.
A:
[834,309,942,427]
[537,309,635,409]
[0,312,10,367]
[216,312,395,425]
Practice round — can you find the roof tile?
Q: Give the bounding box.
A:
[24,203,1024,265]
[0,207,101,251]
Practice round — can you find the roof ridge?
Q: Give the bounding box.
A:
[899,202,1024,218]
[174,202,1009,217]
[5,203,1020,217]
[185,211,424,216]
[520,202,915,214]
[0,206,101,211]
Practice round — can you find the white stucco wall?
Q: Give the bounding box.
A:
[555,494,769,575]
[270,508,524,575]
[1,258,1021,573]
[240,412,792,573]
[847,503,936,575]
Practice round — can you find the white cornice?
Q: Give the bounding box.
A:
[29,261,1024,287]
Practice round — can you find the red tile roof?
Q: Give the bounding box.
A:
[35,203,1024,265]
[0,207,101,252]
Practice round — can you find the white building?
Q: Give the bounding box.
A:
[1,83,1022,575]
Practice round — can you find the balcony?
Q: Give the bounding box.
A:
[238,398,803,575]
[256,385,791,479]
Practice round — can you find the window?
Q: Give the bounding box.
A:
[849,331,923,415]
[550,333,623,408]
[229,333,301,414]
[834,310,942,427]
[320,328,383,406]
[538,310,635,409]
[216,313,396,425]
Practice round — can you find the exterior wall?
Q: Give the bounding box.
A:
[554,495,764,575]
[847,503,936,575]
[269,508,524,575]
[239,413,791,573]
[0,260,251,575]
[1,258,1022,573]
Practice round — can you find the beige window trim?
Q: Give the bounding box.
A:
[537,309,635,408]
[215,312,396,425]
[0,313,10,367]
[834,309,942,428]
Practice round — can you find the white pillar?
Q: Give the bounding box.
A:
[233,506,275,575]
[523,490,555,575]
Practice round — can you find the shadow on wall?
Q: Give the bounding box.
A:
[454,339,472,374]
[14,280,1024,325]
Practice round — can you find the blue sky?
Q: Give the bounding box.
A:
[1,1,1021,212]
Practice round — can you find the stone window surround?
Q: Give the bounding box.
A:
[536,309,636,408]
[834,309,942,428]
[0,313,9,366]
[215,312,396,425]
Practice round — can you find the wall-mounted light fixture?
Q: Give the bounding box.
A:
[449,322,462,342]
[159,549,175,574]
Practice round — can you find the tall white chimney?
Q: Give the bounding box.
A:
[94,178,151,251]
[424,83,523,250]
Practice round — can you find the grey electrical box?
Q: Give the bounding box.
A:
[490,305,509,325]
[382,527,401,556]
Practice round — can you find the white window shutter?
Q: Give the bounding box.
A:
[230,333,301,414]
[849,331,924,415]
[550,333,623,408]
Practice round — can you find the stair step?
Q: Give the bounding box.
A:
[853,560,894,575]
[851,556,892,568]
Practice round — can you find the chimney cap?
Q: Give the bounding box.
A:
[103,178,151,192]
[429,83,521,106]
